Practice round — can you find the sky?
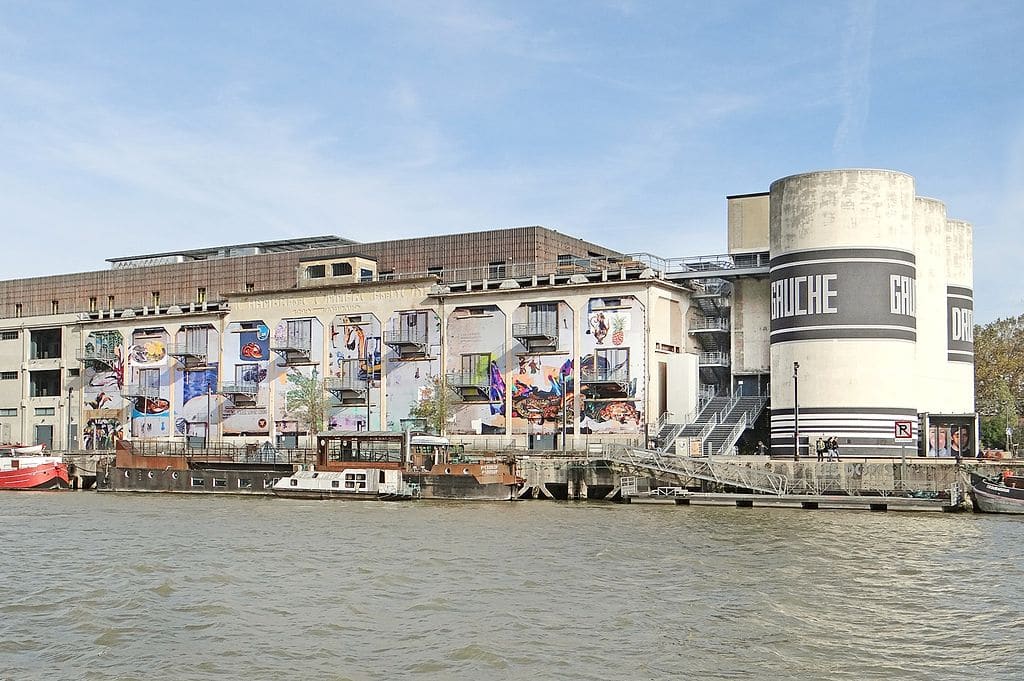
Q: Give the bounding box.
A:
[0,1,1021,322]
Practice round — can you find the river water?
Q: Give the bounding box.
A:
[2,492,1022,680]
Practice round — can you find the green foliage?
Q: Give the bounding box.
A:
[284,369,327,437]
[408,375,451,435]
[975,314,1024,448]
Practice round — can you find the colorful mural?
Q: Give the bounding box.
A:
[579,297,645,434]
[327,314,382,431]
[383,310,441,432]
[171,325,221,440]
[221,321,272,436]
[446,306,507,435]
[127,329,171,439]
[271,318,324,436]
[82,329,125,450]
[510,302,575,436]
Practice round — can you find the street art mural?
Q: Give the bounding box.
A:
[221,321,272,436]
[579,296,645,434]
[171,325,221,441]
[327,314,382,431]
[446,306,507,435]
[271,318,324,439]
[127,329,171,439]
[82,329,125,450]
[383,309,441,432]
[510,302,575,437]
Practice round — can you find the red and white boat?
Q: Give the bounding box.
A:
[1,445,70,490]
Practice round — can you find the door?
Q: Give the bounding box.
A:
[35,425,53,450]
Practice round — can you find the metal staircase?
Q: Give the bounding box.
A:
[593,444,787,495]
[703,395,769,455]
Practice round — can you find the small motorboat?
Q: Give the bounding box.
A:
[967,472,1024,514]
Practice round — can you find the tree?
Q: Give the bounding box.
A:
[407,375,452,435]
[975,314,1024,448]
[284,368,328,442]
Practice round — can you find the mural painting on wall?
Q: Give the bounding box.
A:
[510,356,574,434]
[171,326,221,440]
[221,321,271,436]
[271,318,324,436]
[446,306,507,435]
[327,315,382,431]
[510,302,575,435]
[579,297,645,434]
[127,329,171,439]
[82,330,125,450]
[384,310,441,433]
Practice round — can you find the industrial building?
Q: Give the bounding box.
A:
[0,169,975,458]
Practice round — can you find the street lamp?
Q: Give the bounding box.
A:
[792,362,800,461]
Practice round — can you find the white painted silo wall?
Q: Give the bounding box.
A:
[769,169,918,456]
[914,198,948,412]
[945,219,974,414]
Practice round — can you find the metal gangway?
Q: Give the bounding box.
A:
[594,444,788,496]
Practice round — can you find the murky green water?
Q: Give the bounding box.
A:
[2,493,1022,680]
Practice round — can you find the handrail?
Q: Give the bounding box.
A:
[716,413,748,456]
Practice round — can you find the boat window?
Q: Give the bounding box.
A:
[190,478,204,487]
[379,470,386,483]
[238,479,252,489]
[213,478,227,488]
[290,478,298,487]
[331,480,340,488]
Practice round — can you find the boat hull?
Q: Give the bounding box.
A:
[969,473,1024,514]
[271,488,412,501]
[0,461,70,490]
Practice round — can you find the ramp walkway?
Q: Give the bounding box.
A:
[593,445,787,495]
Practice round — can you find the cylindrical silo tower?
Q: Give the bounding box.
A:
[913,197,948,414]
[769,169,918,457]
[944,218,974,414]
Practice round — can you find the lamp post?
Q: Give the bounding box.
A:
[560,373,567,452]
[205,380,212,449]
[66,387,74,452]
[792,362,800,461]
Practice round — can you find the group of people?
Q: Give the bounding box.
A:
[815,435,840,461]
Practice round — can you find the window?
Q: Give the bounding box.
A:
[30,329,61,359]
[34,407,55,416]
[305,264,326,279]
[107,295,115,310]
[557,254,573,266]
[488,261,507,279]
[331,480,340,488]
[68,368,80,377]
[284,319,312,351]
[191,477,205,487]
[528,303,558,332]
[151,292,160,308]
[0,408,17,417]
[0,331,17,340]
[0,371,17,380]
[15,304,22,318]
[238,479,252,489]
[290,478,298,487]
[196,287,206,304]
[89,297,97,313]
[359,268,374,283]
[592,348,630,382]
[332,262,352,277]
[245,282,255,293]
[378,270,395,281]
[213,478,227,488]
[29,370,60,397]
[51,300,59,314]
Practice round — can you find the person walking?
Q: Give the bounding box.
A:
[815,435,826,462]
[827,436,840,461]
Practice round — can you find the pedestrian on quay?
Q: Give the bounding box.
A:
[815,435,826,462]
[827,436,840,461]
[756,440,767,456]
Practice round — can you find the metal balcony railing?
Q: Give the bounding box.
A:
[220,382,259,396]
[690,318,730,332]
[166,342,207,357]
[512,322,558,339]
[77,348,119,364]
[581,367,630,384]
[121,384,161,398]
[446,371,491,390]
[383,329,429,348]
[699,352,730,367]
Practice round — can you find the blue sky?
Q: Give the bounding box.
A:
[0,1,1020,322]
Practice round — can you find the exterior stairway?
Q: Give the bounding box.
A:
[703,395,769,455]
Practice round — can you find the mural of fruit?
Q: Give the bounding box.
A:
[611,315,625,345]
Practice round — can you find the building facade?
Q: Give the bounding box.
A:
[0,170,977,457]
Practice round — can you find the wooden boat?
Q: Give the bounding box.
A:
[968,472,1024,514]
[0,449,70,490]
